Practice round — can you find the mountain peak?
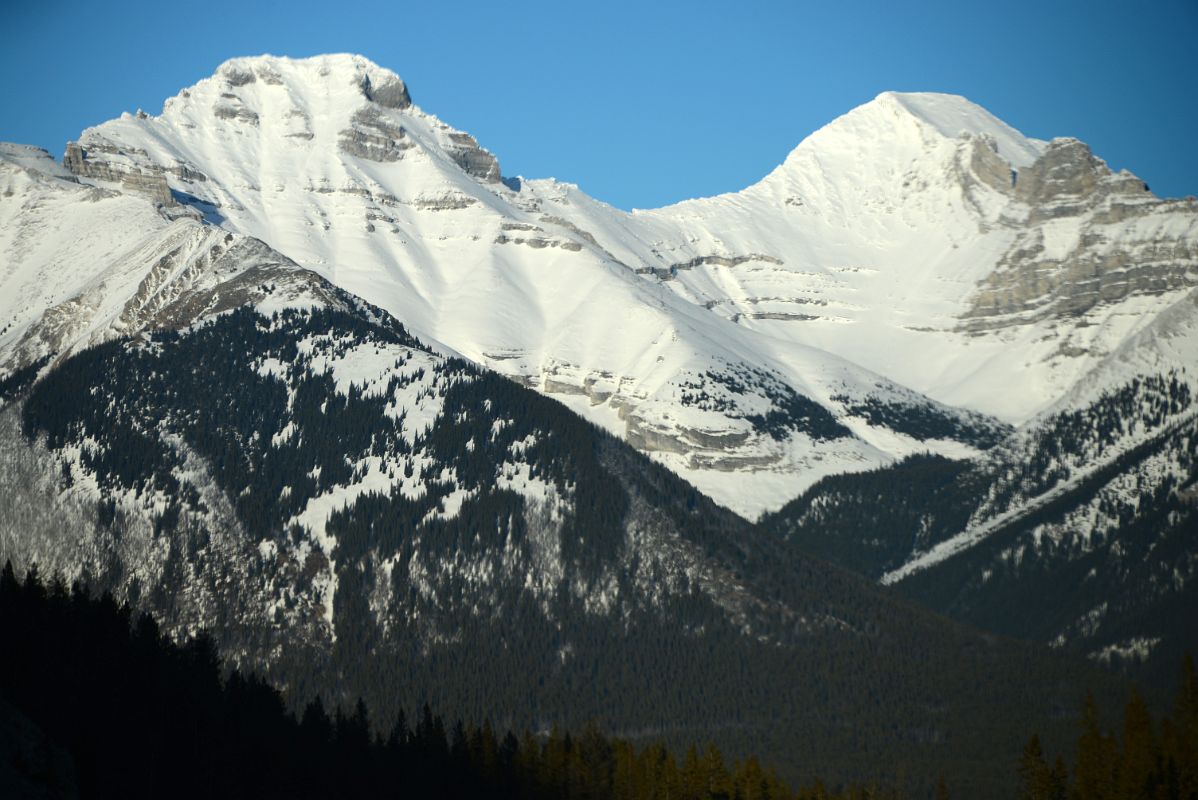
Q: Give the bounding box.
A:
[756,90,1045,222]
[784,90,1045,170]
[870,91,1044,167]
[209,53,412,109]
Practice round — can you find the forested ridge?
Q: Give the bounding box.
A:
[1,302,1136,797]
[761,373,1198,683]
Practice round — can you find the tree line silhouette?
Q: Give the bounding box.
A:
[1019,656,1198,800]
[1,561,913,799]
[6,556,1195,798]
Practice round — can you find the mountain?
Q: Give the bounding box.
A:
[0,52,1193,794]
[762,367,1198,683]
[31,55,1197,519]
[752,145,1198,674]
[0,135,1125,797]
[5,55,1032,518]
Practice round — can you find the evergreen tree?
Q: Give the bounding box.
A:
[1073,693,1117,800]
[1019,734,1065,800]
[935,773,950,800]
[1117,690,1156,800]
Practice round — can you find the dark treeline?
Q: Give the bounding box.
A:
[1019,656,1198,800]
[0,562,909,800]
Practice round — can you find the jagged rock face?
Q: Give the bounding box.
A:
[212,94,260,126]
[445,131,501,182]
[359,71,412,109]
[960,140,1198,331]
[1016,139,1113,206]
[1013,138,1149,215]
[963,219,1198,330]
[966,134,1016,194]
[338,107,414,162]
[63,143,175,206]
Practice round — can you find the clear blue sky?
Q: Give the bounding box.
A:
[3,0,1196,210]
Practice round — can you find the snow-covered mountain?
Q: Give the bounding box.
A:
[0,52,1190,792]
[0,58,1031,514]
[0,144,340,369]
[4,55,1195,519]
[0,144,1114,795]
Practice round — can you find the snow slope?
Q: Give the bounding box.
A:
[526,92,1196,421]
[0,145,342,375]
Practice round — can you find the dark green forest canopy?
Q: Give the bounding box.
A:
[4,564,1193,800]
[1017,655,1198,800]
[0,564,907,800]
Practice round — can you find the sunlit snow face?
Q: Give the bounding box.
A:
[8,55,1195,520]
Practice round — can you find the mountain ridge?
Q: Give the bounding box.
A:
[1,52,1192,795]
[0,247,1129,798]
[2,53,1195,520]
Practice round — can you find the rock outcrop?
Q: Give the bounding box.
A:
[1014,138,1151,222]
[960,140,1198,331]
[62,143,174,206]
[445,132,501,183]
[212,93,259,126]
[359,72,412,110]
[338,107,414,162]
